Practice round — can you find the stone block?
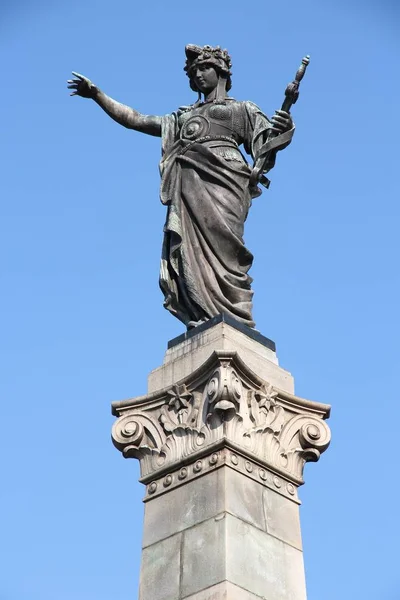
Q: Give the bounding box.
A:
[263,486,302,550]
[148,321,294,394]
[224,467,265,532]
[143,464,302,551]
[142,469,224,547]
[225,513,307,600]
[180,516,226,598]
[112,320,330,600]
[182,580,266,599]
[139,533,181,600]
[141,510,307,600]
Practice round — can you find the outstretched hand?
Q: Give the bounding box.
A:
[270,110,293,135]
[67,72,98,99]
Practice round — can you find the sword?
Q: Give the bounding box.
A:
[249,55,310,190]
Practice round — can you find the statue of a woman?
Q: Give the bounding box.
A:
[68,45,294,329]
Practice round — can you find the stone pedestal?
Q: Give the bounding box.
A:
[112,315,331,600]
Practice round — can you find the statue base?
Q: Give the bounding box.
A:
[148,313,294,395]
[112,315,331,600]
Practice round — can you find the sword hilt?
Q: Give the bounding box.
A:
[281,55,310,113]
[249,55,310,190]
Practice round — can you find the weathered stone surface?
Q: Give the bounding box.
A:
[140,448,301,505]
[263,485,303,549]
[112,350,330,487]
[224,467,266,532]
[140,509,306,600]
[112,325,331,600]
[139,533,181,600]
[147,320,295,394]
[181,517,226,598]
[225,513,307,600]
[142,464,302,550]
[224,468,302,551]
[182,581,265,600]
[142,468,223,548]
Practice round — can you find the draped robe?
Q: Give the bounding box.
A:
[158,99,293,329]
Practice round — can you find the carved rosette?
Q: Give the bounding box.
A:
[111,351,331,490]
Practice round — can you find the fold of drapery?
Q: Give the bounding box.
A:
[159,137,254,327]
[158,102,294,328]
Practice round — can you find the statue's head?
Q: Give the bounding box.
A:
[184,45,232,94]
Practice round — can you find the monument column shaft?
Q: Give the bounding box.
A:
[139,453,306,600]
[111,319,331,600]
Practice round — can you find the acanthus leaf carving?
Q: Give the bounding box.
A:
[249,383,285,434]
[159,384,200,433]
[111,353,331,484]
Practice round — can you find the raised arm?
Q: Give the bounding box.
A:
[67,72,161,137]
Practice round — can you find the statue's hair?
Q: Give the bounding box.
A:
[184,44,232,92]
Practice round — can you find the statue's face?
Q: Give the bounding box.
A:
[192,63,219,94]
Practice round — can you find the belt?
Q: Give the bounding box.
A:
[179,135,238,155]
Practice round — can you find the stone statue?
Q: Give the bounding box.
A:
[68,45,301,330]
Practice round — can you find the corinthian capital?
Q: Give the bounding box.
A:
[112,351,330,496]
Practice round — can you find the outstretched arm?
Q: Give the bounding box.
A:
[67,72,161,137]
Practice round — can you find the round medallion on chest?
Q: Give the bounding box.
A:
[181,115,210,141]
[209,104,232,120]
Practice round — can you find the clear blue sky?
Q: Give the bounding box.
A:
[1,1,399,599]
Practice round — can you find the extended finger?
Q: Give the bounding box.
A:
[70,92,78,96]
[67,84,78,89]
[71,71,87,81]
[67,79,80,84]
